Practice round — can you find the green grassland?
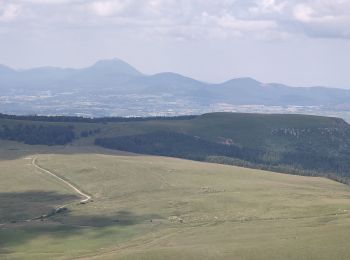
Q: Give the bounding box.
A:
[1,141,350,259]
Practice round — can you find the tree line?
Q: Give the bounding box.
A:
[0,124,75,145]
[0,113,196,124]
[95,131,350,184]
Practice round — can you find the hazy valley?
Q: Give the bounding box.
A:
[1,59,350,121]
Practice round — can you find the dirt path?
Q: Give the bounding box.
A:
[32,156,91,204]
[0,157,92,226]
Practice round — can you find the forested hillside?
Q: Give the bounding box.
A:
[94,113,350,184]
[2,112,350,183]
[0,124,75,145]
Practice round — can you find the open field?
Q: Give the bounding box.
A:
[1,141,350,259]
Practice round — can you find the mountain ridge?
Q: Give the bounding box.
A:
[1,58,350,117]
[0,58,344,89]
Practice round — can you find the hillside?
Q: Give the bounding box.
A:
[1,112,350,183]
[1,58,350,117]
[93,112,350,183]
[1,144,350,259]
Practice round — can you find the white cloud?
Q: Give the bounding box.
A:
[250,0,287,14]
[293,3,340,24]
[293,4,315,22]
[0,3,21,22]
[292,1,350,38]
[1,0,349,39]
[217,14,277,31]
[87,1,129,17]
[20,0,75,4]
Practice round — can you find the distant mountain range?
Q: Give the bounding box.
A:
[1,58,350,117]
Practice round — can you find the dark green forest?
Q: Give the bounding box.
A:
[0,124,75,145]
[95,131,350,184]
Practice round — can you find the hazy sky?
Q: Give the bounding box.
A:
[0,0,350,87]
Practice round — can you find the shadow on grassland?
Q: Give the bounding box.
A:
[0,191,78,223]
[0,191,162,254]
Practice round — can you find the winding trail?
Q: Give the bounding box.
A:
[32,156,91,205]
[1,157,92,226]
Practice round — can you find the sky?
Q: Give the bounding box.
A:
[0,0,350,87]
